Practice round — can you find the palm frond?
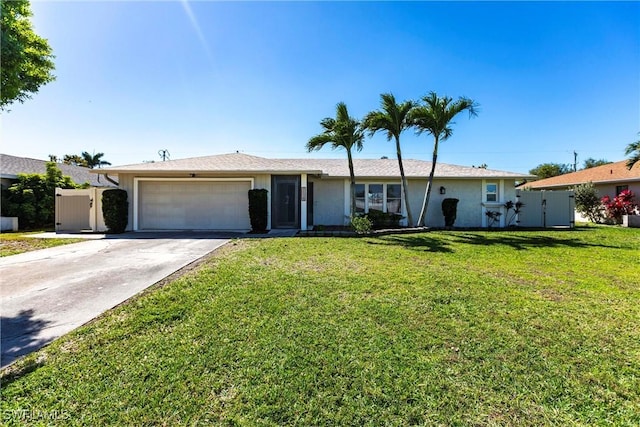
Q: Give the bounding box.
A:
[625,140,640,170]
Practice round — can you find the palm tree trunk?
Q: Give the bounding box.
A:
[347,148,356,219]
[417,135,439,226]
[395,136,414,227]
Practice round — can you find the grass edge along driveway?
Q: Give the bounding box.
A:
[1,226,639,426]
[0,231,84,257]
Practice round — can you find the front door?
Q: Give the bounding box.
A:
[272,175,300,229]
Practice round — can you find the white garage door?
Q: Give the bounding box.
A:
[138,180,251,230]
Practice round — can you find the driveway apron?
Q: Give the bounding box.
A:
[1,235,228,368]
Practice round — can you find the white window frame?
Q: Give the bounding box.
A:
[485,182,498,202]
[354,183,402,214]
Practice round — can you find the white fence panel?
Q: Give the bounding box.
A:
[516,190,574,228]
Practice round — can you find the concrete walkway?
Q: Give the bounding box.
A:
[1,234,229,368]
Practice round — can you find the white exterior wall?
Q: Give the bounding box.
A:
[594,182,640,200]
[118,173,272,231]
[309,179,346,226]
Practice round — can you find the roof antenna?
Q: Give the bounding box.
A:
[158,149,170,161]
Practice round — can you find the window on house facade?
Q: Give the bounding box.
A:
[355,184,366,213]
[486,183,498,202]
[386,184,402,214]
[616,185,628,195]
[368,184,384,211]
[355,183,402,214]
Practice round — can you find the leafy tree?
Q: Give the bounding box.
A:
[1,162,78,229]
[363,93,416,226]
[529,163,572,179]
[63,154,88,167]
[410,92,478,226]
[573,182,603,223]
[307,102,365,218]
[625,138,640,170]
[1,0,55,110]
[81,151,111,169]
[582,158,611,169]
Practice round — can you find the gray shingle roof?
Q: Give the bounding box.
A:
[102,152,533,179]
[0,154,115,187]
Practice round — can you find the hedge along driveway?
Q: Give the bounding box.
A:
[0,233,229,368]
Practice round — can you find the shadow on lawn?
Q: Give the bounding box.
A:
[1,309,52,374]
[449,232,618,251]
[369,230,618,252]
[366,235,454,253]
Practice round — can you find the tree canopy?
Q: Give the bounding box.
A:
[81,152,111,169]
[625,139,640,170]
[363,93,416,226]
[582,158,611,169]
[410,92,479,226]
[307,102,365,218]
[529,163,572,179]
[1,0,55,110]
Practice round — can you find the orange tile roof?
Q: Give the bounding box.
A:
[524,160,640,189]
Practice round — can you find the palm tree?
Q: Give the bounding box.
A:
[307,102,365,218]
[625,138,640,170]
[363,93,416,226]
[411,92,479,226]
[81,151,111,169]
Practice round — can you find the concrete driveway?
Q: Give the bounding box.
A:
[1,233,230,368]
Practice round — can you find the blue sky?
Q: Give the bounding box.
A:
[2,1,639,173]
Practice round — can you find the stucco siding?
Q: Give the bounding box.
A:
[407,179,484,227]
[594,182,640,200]
[118,174,135,231]
[310,179,345,225]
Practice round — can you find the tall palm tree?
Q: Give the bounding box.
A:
[363,93,416,226]
[307,102,365,218]
[625,138,640,170]
[81,151,111,169]
[411,92,479,226]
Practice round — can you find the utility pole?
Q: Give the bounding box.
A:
[158,149,170,161]
[573,150,578,172]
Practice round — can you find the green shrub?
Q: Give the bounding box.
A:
[441,198,459,227]
[1,162,77,229]
[366,209,403,229]
[248,189,268,232]
[574,182,604,223]
[102,189,128,233]
[350,215,372,234]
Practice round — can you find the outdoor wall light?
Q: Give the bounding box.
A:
[439,186,446,195]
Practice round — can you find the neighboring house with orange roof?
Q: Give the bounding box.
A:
[521,160,640,199]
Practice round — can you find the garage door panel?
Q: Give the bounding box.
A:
[139,181,251,230]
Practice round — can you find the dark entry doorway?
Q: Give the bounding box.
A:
[272,175,300,228]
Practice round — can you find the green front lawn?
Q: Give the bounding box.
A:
[2,225,639,425]
[0,232,85,257]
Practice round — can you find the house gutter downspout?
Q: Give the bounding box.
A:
[103,173,119,186]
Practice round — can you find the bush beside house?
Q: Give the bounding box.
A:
[248,189,268,232]
[102,189,128,233]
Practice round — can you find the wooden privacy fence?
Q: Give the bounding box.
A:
[515,190,575,228]
[55,187,110,232]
